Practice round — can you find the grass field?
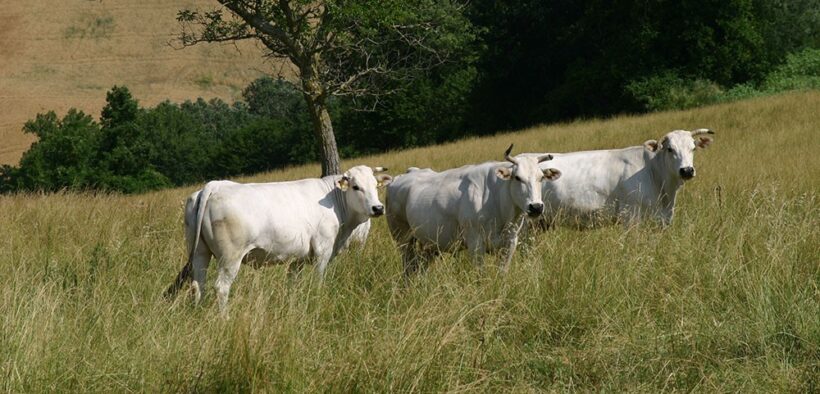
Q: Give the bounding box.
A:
[1,92,818,391]
[0,0,271,165]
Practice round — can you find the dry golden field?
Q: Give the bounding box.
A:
[1,92,817,391]
[0,0,277,165]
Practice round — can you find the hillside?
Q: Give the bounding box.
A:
[0,0,275,165]
[1,92,818,391]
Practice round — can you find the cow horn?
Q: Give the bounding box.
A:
[373,166,388,173]
[504,144,518,165]
[537,154,553,163]
[690,128,714,137]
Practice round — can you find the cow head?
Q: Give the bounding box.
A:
[644,129,714,181]
[337,165,393,217]
[496,144,562,217]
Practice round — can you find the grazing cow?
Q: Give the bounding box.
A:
[164,165,393,313]
[534,129,715,226]
[386,145,561,278]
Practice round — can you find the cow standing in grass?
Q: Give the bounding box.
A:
[386,145,561,279]
[164,165,392,314]
[532,129,715,227]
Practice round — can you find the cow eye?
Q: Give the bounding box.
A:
[352,185,361,191]
[514,175,523,182]
[666,147,673,153]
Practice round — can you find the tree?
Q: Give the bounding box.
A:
[11,110,101,191]
[176,0,474,176]
[465,0,812,131]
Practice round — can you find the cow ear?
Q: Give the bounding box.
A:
[337,176,350,191]
[695,136,713,149]
[376,174,393,187]
[643,139,659,152]
[496,166,512,180]
[543,168,562,181]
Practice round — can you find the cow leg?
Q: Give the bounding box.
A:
[658,206,674,226]
[288,258,307,280]
[313,243,334,282]
[189,245,212,305]
[464,226,486,269]
[499,215,526,272]
[499,235,519,272]
[619,206,642,228]
[214,254,243,317]
[401,238,421,284]
[418,246,437,273]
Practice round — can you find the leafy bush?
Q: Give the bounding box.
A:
[240,77,317,162]
[626,72,724,112]
[761,47,820,91]
[336,65,477,154]
[627,48,820,111]
[6,110,102,191]
[0,85,317,194]
[720,82,766,102]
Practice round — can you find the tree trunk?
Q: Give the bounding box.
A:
[305,96,341,176]
[300,57,341,176]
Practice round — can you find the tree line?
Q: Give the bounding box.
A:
[1,0,817,193]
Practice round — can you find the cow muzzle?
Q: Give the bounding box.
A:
[526,202,544,217]
[679,167,695,180]
[371,205,385,217]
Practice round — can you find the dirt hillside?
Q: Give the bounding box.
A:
[0,0,281,165]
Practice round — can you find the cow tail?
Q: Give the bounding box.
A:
[163,185,213,299]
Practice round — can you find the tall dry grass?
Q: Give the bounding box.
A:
[1,92,818,391]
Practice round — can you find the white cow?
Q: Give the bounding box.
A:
[347,220,371,249]
[534,129,714,226]
[164,165,393,312]
[386,145,561,279]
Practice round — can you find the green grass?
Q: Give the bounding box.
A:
[1,92,818,391]
[194,74,215,90]
[63,15,115,40]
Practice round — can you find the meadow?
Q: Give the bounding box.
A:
[1,92,817,391]
[0,0,269,165]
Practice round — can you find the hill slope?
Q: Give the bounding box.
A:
[1,92,818,391]
[0,0,275,165]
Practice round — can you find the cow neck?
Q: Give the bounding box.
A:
[647,153,682,211]
[323,175,349,226]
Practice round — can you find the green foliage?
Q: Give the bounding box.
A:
[242,77,312,137]
[100,85,140,129]
[753,0,820,65]
[626,72,724,111]
[193,74,214,89]
[465,0,819,131]
[627,48,820,111]
[238,77,318,165]
[8,110,102,191]
[761,47,820,91]
[0,85,319,194]
[336,54,479,154]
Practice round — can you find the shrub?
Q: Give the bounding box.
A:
[719,48,820,103]
[720,82,765,102]
[0,84,320,194]
[12,110,102,191]
[761,47,820,91]
[626,72,724,112]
